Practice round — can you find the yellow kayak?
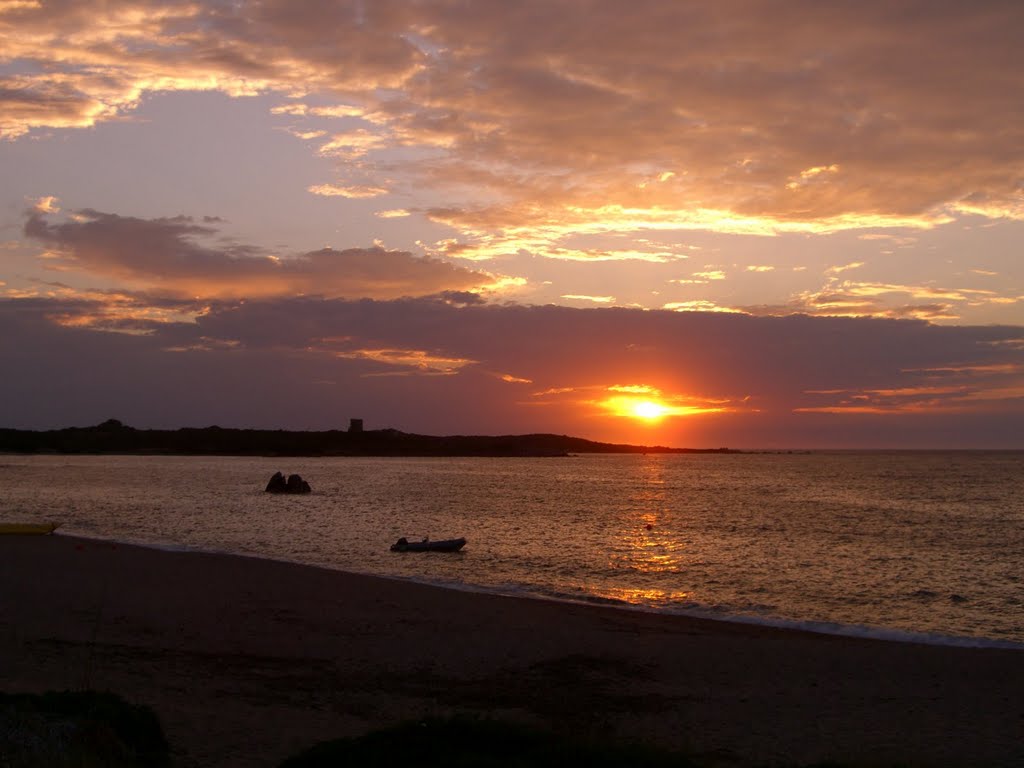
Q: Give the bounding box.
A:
[0,522,62,535]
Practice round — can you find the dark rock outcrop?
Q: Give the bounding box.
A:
[265,471,311,494]
[287,473,311,493]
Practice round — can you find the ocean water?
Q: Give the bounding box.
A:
[3,452,1023,647]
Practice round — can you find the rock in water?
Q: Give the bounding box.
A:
[286,473,312,493]
[265,471,312,493]
[265,471,288,493]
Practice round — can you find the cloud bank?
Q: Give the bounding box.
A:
[2,295,1021,447]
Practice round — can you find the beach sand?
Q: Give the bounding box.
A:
[2,535,1022,767]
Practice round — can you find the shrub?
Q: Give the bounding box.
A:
[279,716,691,768]
[0,690,169,768]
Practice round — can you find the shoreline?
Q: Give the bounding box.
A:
[51,530,1024,652]
[3,533,1023,767]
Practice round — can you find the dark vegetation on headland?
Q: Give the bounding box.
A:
[0,419,738,457]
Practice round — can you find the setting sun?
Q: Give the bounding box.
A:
[631,400,670,420]
[598,389,732,424]
[602,395,674,422]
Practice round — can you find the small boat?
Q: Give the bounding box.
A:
[0,522,62,535]
[390,536,466,553]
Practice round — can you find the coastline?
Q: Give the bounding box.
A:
[3,534,1023,767]
[0,423,739,457]
[61,528,1024,652]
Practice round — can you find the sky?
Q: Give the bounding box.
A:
[1,0,1023,448]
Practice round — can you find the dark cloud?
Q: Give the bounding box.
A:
[23,209,493,300]
[2,295,1020,447]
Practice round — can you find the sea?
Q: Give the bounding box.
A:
[3,452,1023,648]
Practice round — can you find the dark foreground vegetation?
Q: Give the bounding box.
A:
[0,690,169,768]
[0,692,884,768]
[280,716,693,768]
[0,419,737,457]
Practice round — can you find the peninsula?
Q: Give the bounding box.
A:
[0,419,736,457]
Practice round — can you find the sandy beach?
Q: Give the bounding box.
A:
[1,534,1022,767]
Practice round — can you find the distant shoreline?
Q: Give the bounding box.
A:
[0,419,739,457]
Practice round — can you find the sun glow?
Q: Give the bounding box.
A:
[631,400,670,420]
[600,391,732,422]
[603,395,676,422]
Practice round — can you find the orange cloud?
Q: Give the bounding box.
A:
[663,301,744,314]
[335,347,475,376]
[499,373,532,384]
[4,282,207,333]
[561,294,615,304]
[307,184,389,198]
[797,368,1024,415]
[4,0,1024,232]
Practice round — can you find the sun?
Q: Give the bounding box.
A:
[601,395,675,422]
[599,390,728,423]
[631,400,670,420]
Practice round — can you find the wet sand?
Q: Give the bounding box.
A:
[2,534,1022,767]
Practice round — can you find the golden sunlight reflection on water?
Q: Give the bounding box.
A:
[608,457,687,579]
[593,585,692,605]
[4,451,1024,644]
